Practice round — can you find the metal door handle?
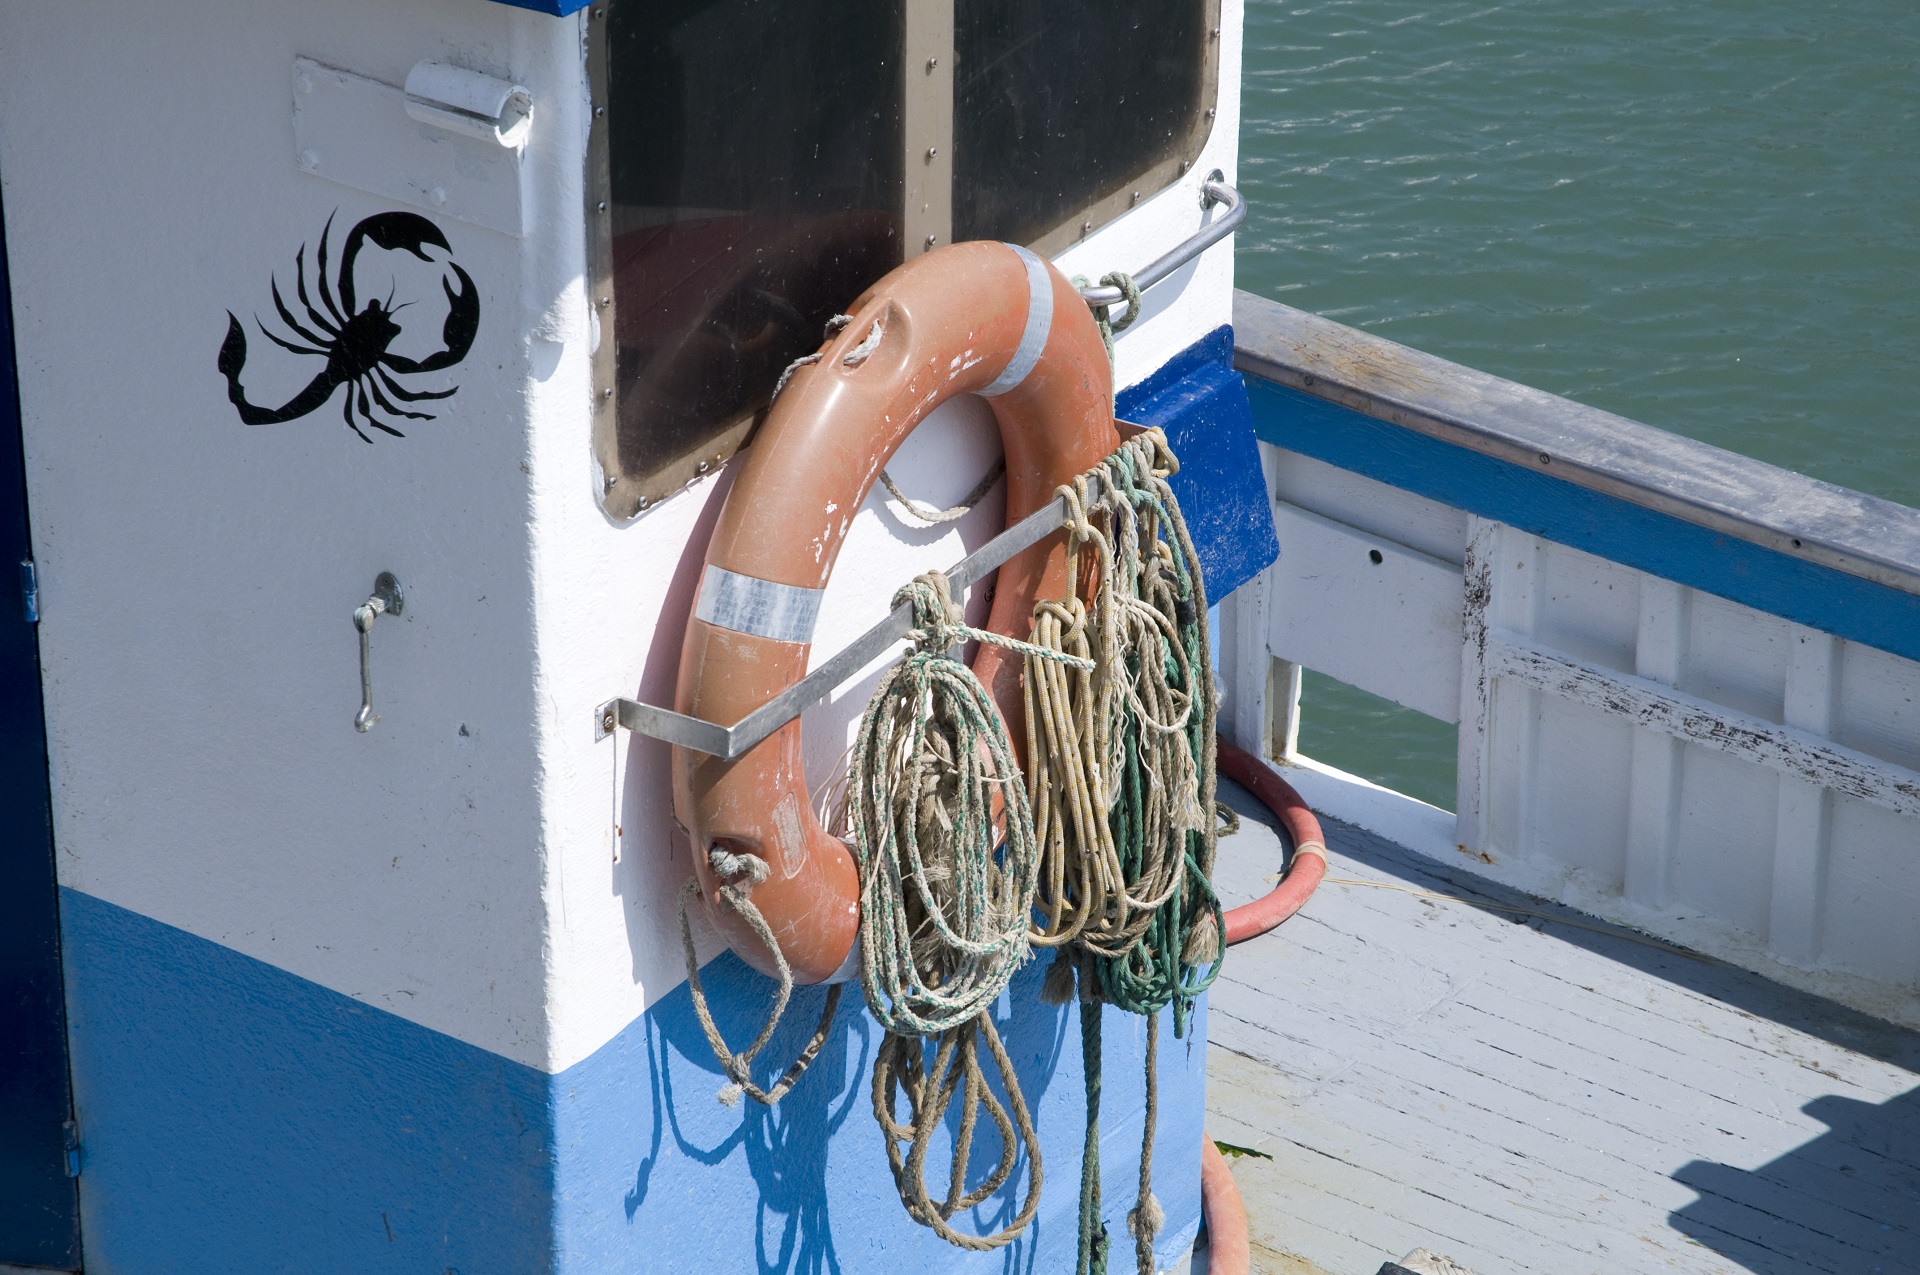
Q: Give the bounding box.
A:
[353,572,404,732]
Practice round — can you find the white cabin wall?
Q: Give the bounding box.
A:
[2,0,1250,1078]
[0,0,573,1067]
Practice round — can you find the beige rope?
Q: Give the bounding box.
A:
[678,851,842,1107]
[870,1013,1044,1251]
[879,458,1007,525]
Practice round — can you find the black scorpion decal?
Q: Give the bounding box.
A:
[218,211,479,443]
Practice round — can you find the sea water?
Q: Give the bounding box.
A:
[1236,0,1920,807]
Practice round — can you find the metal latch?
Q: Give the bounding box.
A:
[353,572,404,733]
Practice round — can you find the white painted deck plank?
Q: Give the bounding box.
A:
[1206,776,1920,1275]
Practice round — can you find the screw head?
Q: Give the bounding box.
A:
[597,201,608,212]
[599,296,611,307]
[1081,220,1092,235]
[592,7,603,17]
[926,146,938,160]
[926,56,938,71]
[602,387,614,400]
[1130,190,1140,205]
[594,105,605,117]
[925,234,937,247]
[695,460,711,474]
[601,709,617,733]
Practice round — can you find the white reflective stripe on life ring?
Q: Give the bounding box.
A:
[976,243,1055,398]
[695,564,825,644]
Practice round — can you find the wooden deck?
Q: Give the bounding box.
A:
[1205,774,1920,1275]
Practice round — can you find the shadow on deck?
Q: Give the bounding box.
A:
[1207,773,1920,1275]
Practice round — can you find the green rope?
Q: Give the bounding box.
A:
[1072,271,1142,362]
[1077,971,1109,1275]
[850,570,1078,1036]
[1024,430,1225,1275]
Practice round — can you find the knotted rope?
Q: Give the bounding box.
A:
[1072,271,1143,362]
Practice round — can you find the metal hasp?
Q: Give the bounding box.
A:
[352,572,404,733]
[1077,174,1244,307]
[597,471,1113,759]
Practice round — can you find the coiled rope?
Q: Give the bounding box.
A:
[1025,429,1223,1275]
[850,571,1087,1249]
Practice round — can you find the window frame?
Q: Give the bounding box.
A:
[584,0,1220,519]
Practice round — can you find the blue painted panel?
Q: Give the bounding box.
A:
[0,174,80,1268]
[60,889,1204,1273]
[553,954,1203,1275]
[1249,378,1920,666]
[60,888,556,1275]
[1119,327,1280,603]
[483,0,589,14]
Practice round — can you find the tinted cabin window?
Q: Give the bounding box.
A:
[594,0,1213,515]
[954,0,1210,248]
[601,0,904,512]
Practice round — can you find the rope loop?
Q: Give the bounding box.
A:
[678,858,842,1108]
[1074,271,1142,362]
[871,1014,1044,1252]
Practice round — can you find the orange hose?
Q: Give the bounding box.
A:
[1215,736,1328,945]
[1199,1134,1252,1275]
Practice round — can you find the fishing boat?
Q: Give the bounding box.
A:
[1,1,1914,1273]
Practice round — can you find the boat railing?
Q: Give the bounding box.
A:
[1224,287,1920,1011]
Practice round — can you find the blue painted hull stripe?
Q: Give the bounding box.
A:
[1249,377,1920,665]
[58,887,1204,1273]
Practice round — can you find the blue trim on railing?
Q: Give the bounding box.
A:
[1248,378,1920,665]
[1119,326,1280,601]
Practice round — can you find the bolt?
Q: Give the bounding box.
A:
[1205,108,1216,120]
[1081,220,1092,235]
[926,56,938,71]
[592,7,603,17]
[1180,160,1190,174]
[695,460,711,474]
[926,146,938,159]
[603,387,614,400]
[597,201,607,212]
[599,296,611,307]
[1210,26,1220,37]
[1130,190,1140,205]
[594,105,605,117]
[925,234,937,247]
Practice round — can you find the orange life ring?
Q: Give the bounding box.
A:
[672,241,1120,984]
